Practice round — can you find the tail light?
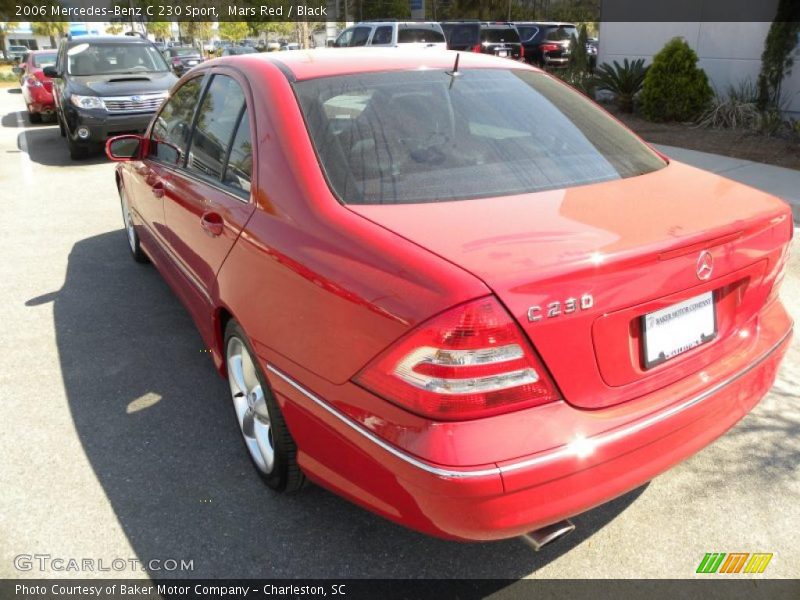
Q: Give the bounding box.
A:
[471,43,482,53]
[355,296,560,421]
[519,45,525,59]
[25,75,42,88]
[541,43,559,53]
[172,57,182,65]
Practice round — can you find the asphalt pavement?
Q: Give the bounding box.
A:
[0,87,798,580]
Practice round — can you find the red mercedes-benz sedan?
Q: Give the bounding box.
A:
[106,49,793,543]
[19,49,58,123]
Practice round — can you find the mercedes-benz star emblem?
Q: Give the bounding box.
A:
[696,251,714,281]
[131,95,142,103]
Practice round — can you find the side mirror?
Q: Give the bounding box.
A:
[106,135,143,162]
[42,65,60,78]
[12,67,23,76]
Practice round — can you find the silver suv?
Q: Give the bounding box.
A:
[334,22,447,49]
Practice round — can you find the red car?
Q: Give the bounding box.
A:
[19,49,58,123]
[106,49,793,545]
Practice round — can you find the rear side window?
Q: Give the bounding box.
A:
[150,77,203,165]
[482,28,520,43]
[350,27,371,47]
[372,26,393,45]
[186,75,246,181]
[546,26,577,41]
[222,109,253,196]
[397,27,445,44]
[294,69,666,205]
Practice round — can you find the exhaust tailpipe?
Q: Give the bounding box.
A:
[520,519,575,551]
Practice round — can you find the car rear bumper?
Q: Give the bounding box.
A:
[23,86,54,112]
[266,300,792,541]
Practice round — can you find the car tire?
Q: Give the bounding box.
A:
[27,111,42,124]
[225,320,306,493]
[119,187,148,263]
[67,136,89,160]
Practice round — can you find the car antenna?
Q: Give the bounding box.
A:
[446,53,461,89]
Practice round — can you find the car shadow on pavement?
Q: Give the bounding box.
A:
[17,126,107,167]
[2,111,25,128]
[41,229,647,579]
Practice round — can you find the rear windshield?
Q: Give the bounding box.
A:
[67,43,169,75]
[515,26,539,42]
[482,28,520,43]
[33,52,57,67]
[441,23,480,47]
[170,48,197,56]
[294,69,666,205]
[545,26,577,41]
[397,27,445,44]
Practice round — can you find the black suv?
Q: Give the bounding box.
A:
[45,35,177,159]
[514,22,577,68]
[440,22,523,60]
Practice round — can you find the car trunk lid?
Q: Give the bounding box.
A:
[349,161,792,409]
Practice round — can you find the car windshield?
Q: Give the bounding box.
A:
[482,28,520,43]
[33,52,57,67]
[397,27,445,44]
[294,69,666,205]
[10,46,27,52]
[67,43,169,75]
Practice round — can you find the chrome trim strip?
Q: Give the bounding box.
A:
[266,364,501,479]
[266,327,792,480]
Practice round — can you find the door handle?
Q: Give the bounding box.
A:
[151,180,165,198]
[200,211,224,237]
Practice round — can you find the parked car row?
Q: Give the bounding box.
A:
[332,20,596,68]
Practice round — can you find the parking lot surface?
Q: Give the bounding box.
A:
[0,87,798,579]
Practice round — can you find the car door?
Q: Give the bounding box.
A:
[132,74,206,250]
[161,70,256,311]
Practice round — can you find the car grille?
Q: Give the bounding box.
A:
[104,94,168,114]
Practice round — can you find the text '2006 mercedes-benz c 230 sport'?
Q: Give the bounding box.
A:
[105,49,793,546]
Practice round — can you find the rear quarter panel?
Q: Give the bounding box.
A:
[214,60,489,386]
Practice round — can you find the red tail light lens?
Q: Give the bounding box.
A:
[541,43,559,53]
[471,44,482,53]
[519,45,525,59]
[355,297,560,421]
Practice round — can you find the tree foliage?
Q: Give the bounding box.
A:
[756,0,800,110]
[219,22,249,42]
[641,37,713,122]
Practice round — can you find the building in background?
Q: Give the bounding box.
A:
[598,2,800,117]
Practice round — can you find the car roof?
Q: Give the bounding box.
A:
[67,35,154,46]
[513,21,576,27]
[214,48,540,81]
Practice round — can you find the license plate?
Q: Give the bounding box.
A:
[498,50,508,57]
[642,291,716,368]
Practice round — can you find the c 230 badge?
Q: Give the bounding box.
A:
[527,293,594,322]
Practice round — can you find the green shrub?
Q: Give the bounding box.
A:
[593,58,648,112]
[568,24,590,75]
[641,37,713,122]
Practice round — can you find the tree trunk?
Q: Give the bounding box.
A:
[50,35,56,48]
